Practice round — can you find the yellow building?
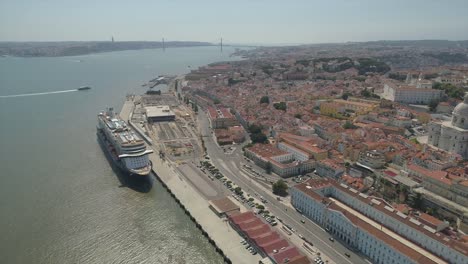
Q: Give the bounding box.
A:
[320,102,342,117]
[334,99,376,115]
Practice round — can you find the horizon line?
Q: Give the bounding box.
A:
[1,39,467,47]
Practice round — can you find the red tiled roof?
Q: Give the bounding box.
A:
[407,164,451,185]
[419,213,444,228]
[230,211,256,224]
[228,212,309,263]
[260,239,289,254]
[246,144,289,158]
[272,246,302,264]
[252,232,280,247]
[238,218,264,230]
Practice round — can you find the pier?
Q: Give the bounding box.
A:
[120,97,261,264]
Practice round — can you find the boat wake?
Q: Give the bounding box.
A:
[0,89,78,98]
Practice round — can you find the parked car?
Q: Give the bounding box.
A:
[329,237,334,242]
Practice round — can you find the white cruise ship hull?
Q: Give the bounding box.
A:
[97,128,152,176]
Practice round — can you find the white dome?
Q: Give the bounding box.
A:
[452,94,468,129]
[453,94,468,116]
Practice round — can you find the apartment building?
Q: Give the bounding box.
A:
[382,83,444,104]
[244,143,315,177]
[207,106,239,129]
[291,179,468,264]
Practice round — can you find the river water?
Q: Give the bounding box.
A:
[0,46,241,264]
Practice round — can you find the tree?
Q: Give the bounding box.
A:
[428,99,439,112]
[408,193,423,210]
[272,180,288,196]
[273,102,287,111]
[361,88,371,98]
[248,123,268,143]
[260,96,270,104]
[294,113,302,119]
[248,124,263,134]
[234,187,243,195]
[256,204,265,210]
[341,92,351,100]
[343,121,357,129]
[265,161,272,174]
[433,82,464,99]
[251,133,268,144]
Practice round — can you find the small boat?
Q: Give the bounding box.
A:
[77,86,91,91]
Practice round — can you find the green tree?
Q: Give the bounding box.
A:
[294,113,302,119]
[248,124,263,134]
[273,102,287,111]
[272,180,288,196]
[341,92,351,100]
[265,161,272,174]
[361,88,371,98]
[251,133,268,144]
[234,187,243,195]
[260,96,270,104]
[428,99,439,112]
[343,121,357,129]
[433,82,465,99]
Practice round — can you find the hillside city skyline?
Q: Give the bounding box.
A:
[1,0,467,43]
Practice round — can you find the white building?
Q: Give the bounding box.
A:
[428,95,468,159]
[145,105,176,122]
[382,83,444,104]
[278,142,309,162]
[291,179,468,264]
[357,150,386,169]
[435,76,466,85]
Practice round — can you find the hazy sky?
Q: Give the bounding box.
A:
[1,0,467,44]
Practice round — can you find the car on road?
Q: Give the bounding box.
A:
[301,219,305,224]
[345,252,351,258]
[329,237,334,242]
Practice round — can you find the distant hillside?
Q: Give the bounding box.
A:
[0,41,213,57]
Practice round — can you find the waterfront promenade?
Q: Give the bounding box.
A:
[120,99,261,264]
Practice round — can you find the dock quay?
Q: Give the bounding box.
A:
[119,96,261,264]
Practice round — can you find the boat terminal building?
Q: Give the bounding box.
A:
[145,105,176,122]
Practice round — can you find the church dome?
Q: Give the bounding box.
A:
[451,94,468,129]
[453,94,468,116]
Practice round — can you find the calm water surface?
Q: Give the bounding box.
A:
[0,46,241,264]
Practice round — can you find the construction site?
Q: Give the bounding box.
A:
[131,90,203,163]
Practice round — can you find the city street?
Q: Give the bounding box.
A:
[197,110,368,264]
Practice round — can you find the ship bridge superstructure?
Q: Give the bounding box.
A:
[97,108,153,176]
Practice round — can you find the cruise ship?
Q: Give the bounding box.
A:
[97,108,153,176]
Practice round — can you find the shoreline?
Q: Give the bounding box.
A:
[120,91,261,264]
